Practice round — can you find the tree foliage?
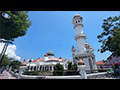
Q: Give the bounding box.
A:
[67,62,72,70]
[97,15,120,56]
[9,60,21,70]
[0,54,14,67]
[70,63,77,71]
[0,11,32,44]
[53,63,64,76]
[0,54,21,70]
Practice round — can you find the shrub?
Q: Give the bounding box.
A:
[24,70,39,75]
[53,63,64,76]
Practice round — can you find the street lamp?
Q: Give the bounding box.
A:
[0,13,11,65]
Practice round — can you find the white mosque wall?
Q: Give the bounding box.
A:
[76,37,86,52]
[75,25,83,34]
[83,58,90,70]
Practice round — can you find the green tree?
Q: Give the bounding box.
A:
[53,63,64,76]
[70,63,77,71]
[0,11,32,44]
[65,63,78,75]
[9,60,21,70]
[67,62,72,70]
[97,15,120,56]
[0,54,13,67]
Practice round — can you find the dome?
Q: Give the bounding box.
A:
[90,46,93,49]
[73,14,81,19]
[71,46,76,51]
[46,49,55,56]
[85,42,89,45]
[44,54,48,56]
[72,14,83,24]
[21,59,27,66]
[78,58,85,65]
[59,57,62,59]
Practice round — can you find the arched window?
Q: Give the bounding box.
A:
[78,20,80,22]
[76,21,77,23]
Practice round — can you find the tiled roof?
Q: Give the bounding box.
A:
[115,61,120,65]
[105,53,120,65]
[46,58,59,62]
[96,61,105,65]
[32,58,43,62]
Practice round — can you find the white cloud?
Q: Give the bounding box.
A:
[0,43,21,60]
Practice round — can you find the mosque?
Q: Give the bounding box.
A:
[25,49,68,71]
[20,14,97,76]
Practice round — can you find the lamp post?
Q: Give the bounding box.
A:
[0,13,11,65]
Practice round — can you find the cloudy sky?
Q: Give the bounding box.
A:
[0,11,120,62]
[0,43,21,60]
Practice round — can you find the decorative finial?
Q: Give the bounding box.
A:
[24,59,26,62]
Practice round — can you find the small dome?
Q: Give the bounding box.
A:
[59,57,62,59]
[44,54,48,56]
[78,58,85,65]
[21,59,26,66]
[85,42,89,45]
[73,14,81,19]
[90,46,93,49]
[71,46,76,51]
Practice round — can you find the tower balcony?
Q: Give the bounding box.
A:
[74,33,87,40]
[72,51,94,58]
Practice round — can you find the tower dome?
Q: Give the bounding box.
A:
[46,49,55,56]
[73,14,81,19]
[72,13,83,24]
[78,58,85,65]
[71,45,76,51]
[44,53,48,57]
[21,59,26,66]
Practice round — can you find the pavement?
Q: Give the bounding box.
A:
[0,70,16,79]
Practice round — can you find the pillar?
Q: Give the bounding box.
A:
[38,65,40,70]
[49,66,50,70]
[52,66,54,70]
[36,66,37,70]
[32,66,34,71]
[29,66,31,71]
[43,66,44,70]
[41,66,43,70]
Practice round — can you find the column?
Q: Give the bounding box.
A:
[43,66,45,70]
[38,65,40,70]
[36,66,37,70]
[41,66,43,70]
[52,66,54,70]
[29,66,31,71]
[49,66,50,70]
[32,66,34,71]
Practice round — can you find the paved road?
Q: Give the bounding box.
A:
[0,70,16,79]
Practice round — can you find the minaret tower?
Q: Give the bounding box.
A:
[71,14,98,73]
[72,14,87,52]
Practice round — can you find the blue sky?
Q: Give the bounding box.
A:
[11,11,120,62]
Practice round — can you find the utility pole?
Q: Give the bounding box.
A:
[0,40,9,65]
[0,13,11,65]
